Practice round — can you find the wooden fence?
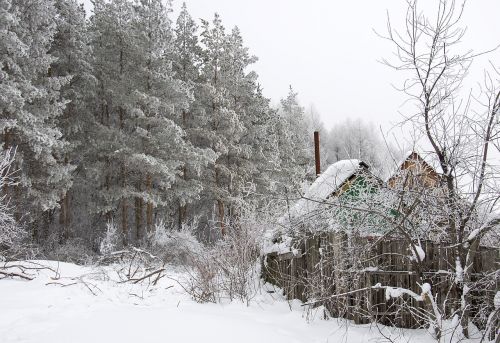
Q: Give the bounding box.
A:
[262,232,499,329]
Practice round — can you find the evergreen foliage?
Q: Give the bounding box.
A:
[0,0,316,246]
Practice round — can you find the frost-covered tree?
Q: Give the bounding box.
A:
[89,0,206,244]
[0,0,324,253]
[89,0,137,244]
[276,87,311,193]
[171,3,216,230]
[173,3,202,85]
[379,0,500,338]
[0,0,73,239]
[197,15,247,235]
[128,0,211,241]
[325,119,394,178]
[194,16,282,235]
[49,0,96,240]
[0,149,22,256]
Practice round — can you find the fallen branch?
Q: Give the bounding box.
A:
[0,268,34,280]
[120,268,166,285]
[0,261,59,281]
[46,275,102,296]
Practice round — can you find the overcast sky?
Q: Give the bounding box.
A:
[81,0,500,132]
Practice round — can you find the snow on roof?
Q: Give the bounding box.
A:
[285,159,366,221]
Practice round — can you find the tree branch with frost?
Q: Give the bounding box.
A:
[379,0,500,338]
[0,148,23,259]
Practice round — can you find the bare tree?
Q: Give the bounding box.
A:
[379,0,500,338]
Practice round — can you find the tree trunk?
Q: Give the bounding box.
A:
[178,203,187,231]
[59,156,71,241]
[2,129,11,195]
[460,240,480,338]
[135,193,143,242]
[422,292,442,340]
[178,165,187,230]
[146,174,153,233]
[121,165,128,246]
[122,199,128,246]
[59,194,70,241]
[214,166,225,235]
[217,199,225,236]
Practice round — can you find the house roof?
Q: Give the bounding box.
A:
[284,159,370,223]
[386,151,441,184]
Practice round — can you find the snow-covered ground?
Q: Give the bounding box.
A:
[0,261,484,343]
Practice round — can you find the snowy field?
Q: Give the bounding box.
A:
[0,261,485,343]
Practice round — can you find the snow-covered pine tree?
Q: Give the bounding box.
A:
[276,87,311,195]
[0,0,73,240]
[198,14,244,235]
[219,27,278,216]
[171,3,216,230]
[49,0,97,241]
[89,0,137,244]
[128,0,208,240]
[198,15,282,235]
[173,3,202,85]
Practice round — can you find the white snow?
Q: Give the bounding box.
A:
[421,282,432,295]
[385,286,404,300]
[455,257,464,283]
[410,243,426,262]
[494,291,500,309]
[385,286,423,302]
[262,234,293,254]
[286,159,364,221]
[467,228,480,242]
[0,261,487,343]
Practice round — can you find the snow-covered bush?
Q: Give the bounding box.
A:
[183,215,264,304]
[0,148,23,260]
[46,237,95,265]
[99,220,121,255]
[147,219,203,265]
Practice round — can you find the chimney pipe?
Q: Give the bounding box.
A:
[314,131,321,176]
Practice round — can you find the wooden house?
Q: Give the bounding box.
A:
[387,151,441,189]
[283,159,380,229]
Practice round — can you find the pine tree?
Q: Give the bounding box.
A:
[49,0,97,240]
[171,3,215,230]
[198,15,248,235]
[128,0,205,240]
[219,27,275,215]
[276,87,311,195]
[195,17,280,234]
[0,0,73,240]
[89,0,210,243]
[89,0,137,244]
